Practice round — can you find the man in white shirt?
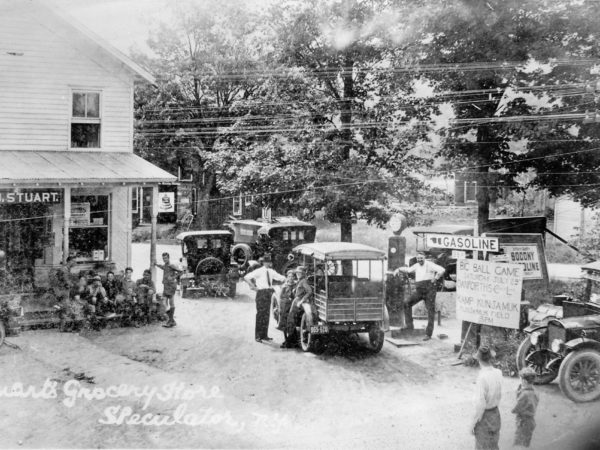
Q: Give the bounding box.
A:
[472,346,502,450]
[394,252,445,340]
[244,254,285,343]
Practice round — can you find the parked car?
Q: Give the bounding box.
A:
[517,298,600,402]
[272,242,389,353]
[176,231,239,297]
[225,217,316,273]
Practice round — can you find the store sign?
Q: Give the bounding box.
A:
[158,192,175,213]
[500,244,543,280]
[71,202,90,226]
[456,259,524,329]
[425,234,499,252]
[0,189,61,204]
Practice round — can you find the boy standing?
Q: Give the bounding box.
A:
[155,252,182,328]
[471,346,502,450]
[512,367,539,448]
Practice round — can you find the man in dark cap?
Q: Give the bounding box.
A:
[244,254,285,343]
[472,345,503,450]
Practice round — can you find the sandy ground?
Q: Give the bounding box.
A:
[0,243,598,449]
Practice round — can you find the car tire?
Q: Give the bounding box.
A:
[195,257,225,277]
[299,313,315,352]
[558,350,600,403]
[367,327,385,353]
[232,244,253,269]
[516,334,558,385]
[271,294,280,324]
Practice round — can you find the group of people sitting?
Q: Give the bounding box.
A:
[54,262,165,331]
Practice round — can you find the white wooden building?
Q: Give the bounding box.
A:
[0,1,175,289]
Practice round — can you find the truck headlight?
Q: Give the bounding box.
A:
[551,338,564,353]
[530,332,539,346]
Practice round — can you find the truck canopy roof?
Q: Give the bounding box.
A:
[293,242,386,260]
[176,230,233,240]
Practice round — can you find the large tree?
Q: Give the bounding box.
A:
[203,0,435,241]
[134,0,276,228]
[413,0,600,229]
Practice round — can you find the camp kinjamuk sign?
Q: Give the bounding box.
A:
[0,189,61,204]
[456,259,524,329]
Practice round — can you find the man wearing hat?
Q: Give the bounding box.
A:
[87,275,110,315]
[244,254,285,343]
[472,345,503,450]
[282,265,313,348]
[394,251,445,341]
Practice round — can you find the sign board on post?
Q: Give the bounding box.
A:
[158,192,175,213]
[425,234,499,252]
[456,259,524,329]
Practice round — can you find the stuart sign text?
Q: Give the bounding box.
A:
[425,234,499,252]
[456,259,524,329]
[0,189,61,204]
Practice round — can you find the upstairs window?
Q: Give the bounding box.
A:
[71,91,101,148]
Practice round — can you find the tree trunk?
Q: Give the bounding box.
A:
[339,53,354,243]
[194,171,216,230]
[476,126,491,233]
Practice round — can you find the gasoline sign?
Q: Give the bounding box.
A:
[500,244,543,280]
[425,234,499,252]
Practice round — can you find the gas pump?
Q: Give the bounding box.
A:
[386,214,407,327]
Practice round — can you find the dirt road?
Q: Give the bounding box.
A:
[1,279,599,449]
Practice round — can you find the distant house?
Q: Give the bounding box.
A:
[0,1,175,291]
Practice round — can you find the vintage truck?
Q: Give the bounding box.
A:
[273,242,389,353]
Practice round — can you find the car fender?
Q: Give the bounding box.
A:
[524,324,548,334]
[565,338,600,353]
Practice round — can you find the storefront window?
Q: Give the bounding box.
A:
[69,194,109,261]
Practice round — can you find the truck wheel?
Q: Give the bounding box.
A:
[558,350,600,402]
[232,244,253,268]
[367,327,385,353]
[0,321,5,347]
[516,335,558,384]
[299,313,315,352]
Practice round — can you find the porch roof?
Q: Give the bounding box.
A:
[0,151,176,185]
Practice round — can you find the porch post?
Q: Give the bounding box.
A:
[62,186,71,264]
[150,184,158,280]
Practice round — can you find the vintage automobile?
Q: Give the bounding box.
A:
[517,261,600,402]
[517,299,600,402]
[176,231,239,297]
[225,217,316,273]
[273,242,389,353]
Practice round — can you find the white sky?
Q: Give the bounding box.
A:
[50,0,175,55]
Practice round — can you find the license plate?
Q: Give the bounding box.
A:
[310,325,329,334]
